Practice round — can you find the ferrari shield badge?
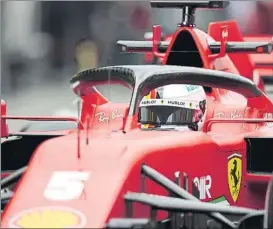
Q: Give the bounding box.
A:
[228,153,242,202]
[9,206,86,228]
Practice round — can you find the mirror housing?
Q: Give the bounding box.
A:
[1,99,9,138]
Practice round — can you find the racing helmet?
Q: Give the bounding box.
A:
[139,84,207,131]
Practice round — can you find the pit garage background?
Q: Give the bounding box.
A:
[1,1,272,131]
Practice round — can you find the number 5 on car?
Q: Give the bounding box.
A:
[44,171,90,201]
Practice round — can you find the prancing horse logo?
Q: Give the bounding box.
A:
[228,153,242,202]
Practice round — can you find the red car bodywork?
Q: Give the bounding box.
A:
[1,17,273,229]
[244,35,273,88]
[144,20,273,92]
[244,35,273,69]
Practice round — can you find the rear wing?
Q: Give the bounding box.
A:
[117,1,273,58]
[117,30,273,55]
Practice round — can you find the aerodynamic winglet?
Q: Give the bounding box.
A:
[117,40,168,53]
[210,41,273,54]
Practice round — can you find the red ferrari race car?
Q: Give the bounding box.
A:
[140,4,273,93]
[1,1,273,229]
[2,64,273,228]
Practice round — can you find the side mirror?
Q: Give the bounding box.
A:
[1,99,9,138]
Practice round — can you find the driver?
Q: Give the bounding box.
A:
[139,84,207,131]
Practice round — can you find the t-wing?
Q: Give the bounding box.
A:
[70,65,272,116]
[117,39,273,55]
[117,0,273,56]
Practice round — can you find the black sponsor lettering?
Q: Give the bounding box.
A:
[142,100,156,105]
[168,101,185,106]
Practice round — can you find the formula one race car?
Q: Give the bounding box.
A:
[1,1,273,229]
[2,63,273,228]
[127,2,273,93]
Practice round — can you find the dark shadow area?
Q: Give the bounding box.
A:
[166,30,204,68]
[2,135,61,170]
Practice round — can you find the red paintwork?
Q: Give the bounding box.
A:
[145,21,272,92]
[244,35,273,69]
[209,28,272,91]
[1,172,11,179]
[144,34,172,63]
[2,21,273,228]
[1,99,9,137]
[244,35,273,88]
[208,21,256,81]
[203,118,273,133]
[250,53,273,68]
[253,69,273,89]
[2,121,273,227]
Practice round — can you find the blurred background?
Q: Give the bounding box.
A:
[1,1,272,131]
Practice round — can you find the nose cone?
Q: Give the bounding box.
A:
[1,132,133,228]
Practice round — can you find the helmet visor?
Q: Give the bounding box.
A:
[138,99,205,126]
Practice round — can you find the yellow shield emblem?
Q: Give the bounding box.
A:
[228,153,242,202]
[9,206,86,228]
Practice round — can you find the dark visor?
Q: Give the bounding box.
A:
[138,99,201,126]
